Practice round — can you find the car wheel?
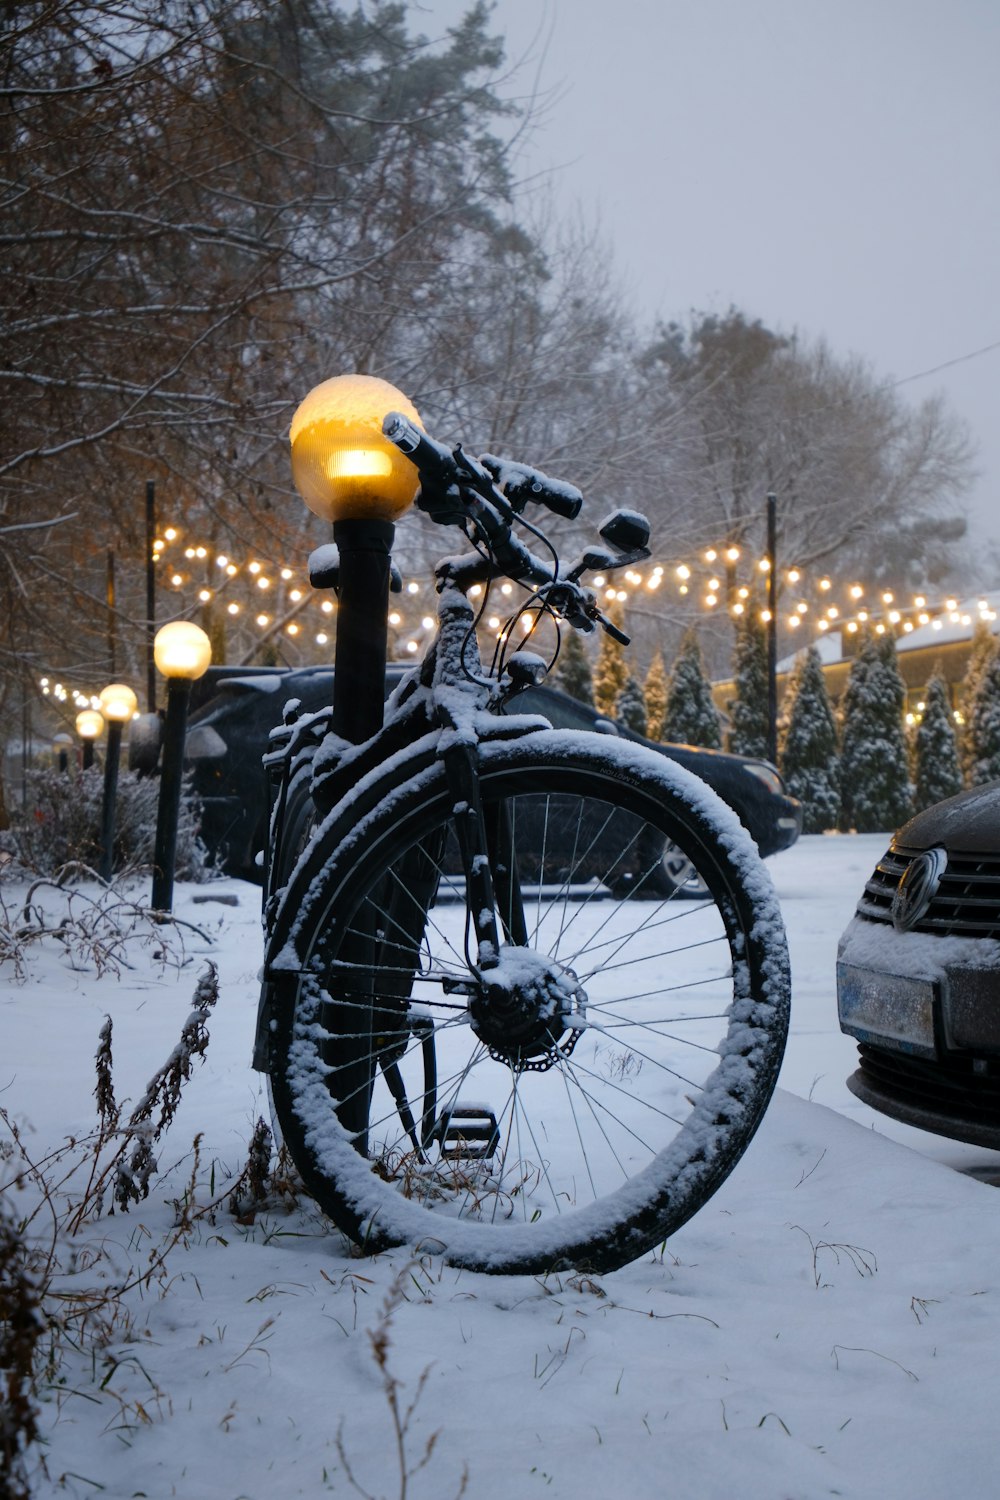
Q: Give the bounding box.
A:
[658,839,710,898]
[610,836,711,900]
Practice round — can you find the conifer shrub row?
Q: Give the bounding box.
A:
[557,615,1000,838]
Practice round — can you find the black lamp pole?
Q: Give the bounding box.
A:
[82,737,95,771]
[150,676,193,913]
[98,720,124,882]
[331,517,394,744]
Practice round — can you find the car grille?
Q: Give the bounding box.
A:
[856,846,1000,938]
[856,1043,1000,1129]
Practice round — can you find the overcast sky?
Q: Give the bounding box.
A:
[421,0,1000,555]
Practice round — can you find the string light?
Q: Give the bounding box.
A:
[145,519,1000,662]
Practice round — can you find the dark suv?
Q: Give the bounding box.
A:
[183,665,801,883]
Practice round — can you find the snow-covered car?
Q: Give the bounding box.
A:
[837,781,1000,1147]
[182,667,801,883]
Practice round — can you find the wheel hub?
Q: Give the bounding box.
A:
[469,946,586,1066]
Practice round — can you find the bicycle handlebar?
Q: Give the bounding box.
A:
[382,410,648,643]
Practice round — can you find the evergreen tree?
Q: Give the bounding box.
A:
[593,607,629,717]
[556,629,595,707]
[960,621,999,780]
[616,674,648,736]
[662,628,722,748]
[727,611,770,759]
[780,646,840,832]
[913,669,962,810]
[644,649,668,740]
[966,647,1000,785]
[839,630,912,831]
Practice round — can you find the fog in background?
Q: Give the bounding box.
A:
[422,0,1000,556]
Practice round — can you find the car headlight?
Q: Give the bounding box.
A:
[743,763,785,795]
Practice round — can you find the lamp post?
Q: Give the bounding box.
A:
[289,373,421,744]
[150,620,212,912]
[97,683,138,882]
[288,373,421,1148]
[53,733,73,773]
[75,708,103,771]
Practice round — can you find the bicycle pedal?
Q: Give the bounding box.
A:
[434,1103,500,1161]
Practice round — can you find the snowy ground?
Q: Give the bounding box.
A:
[5,834,1000,1500]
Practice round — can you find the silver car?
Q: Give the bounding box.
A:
[837,782,1000,1148]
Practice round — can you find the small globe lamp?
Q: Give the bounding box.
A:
[289,373,420,744]
[150,621,212,912]
[96,683,139,882]
[75,708,103,770]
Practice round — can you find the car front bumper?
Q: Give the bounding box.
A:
[837,914,1000,1147]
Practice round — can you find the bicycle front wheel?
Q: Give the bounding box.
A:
[266,732,790,1275]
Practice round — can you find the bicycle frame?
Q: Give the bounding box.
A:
[254,579,551,1086]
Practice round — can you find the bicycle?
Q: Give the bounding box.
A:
[254,415,791,1276]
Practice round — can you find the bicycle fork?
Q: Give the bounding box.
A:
[441,739,528,959]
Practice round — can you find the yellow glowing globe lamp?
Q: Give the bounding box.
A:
[153,621,212,681]
[98,683,139,723]
[289,373,422,522]
[76,708,104,740]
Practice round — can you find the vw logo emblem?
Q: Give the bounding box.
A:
[891,847,947,932]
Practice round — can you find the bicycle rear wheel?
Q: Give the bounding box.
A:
[266,732,790,1275]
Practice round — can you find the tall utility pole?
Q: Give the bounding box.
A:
[145,481,156,711]
[106,547,116,674]
[766,493,778,766]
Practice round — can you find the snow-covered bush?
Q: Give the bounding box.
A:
[966,646,1000,786]
[913,670,962,810]
[662,628,722,749]
[727,611,770,759]
[615,673,648,735]
[556,628,595,706]
[839,631,912,832]
[780,646,840,832]
[593,605,628,717]
[1,765,207,881]
[959,621,999,781]
[644,649,668,740]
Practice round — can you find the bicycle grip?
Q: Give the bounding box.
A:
[480,455,583,521]
[383,412,459,487]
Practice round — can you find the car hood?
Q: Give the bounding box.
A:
[895,779,1000,854]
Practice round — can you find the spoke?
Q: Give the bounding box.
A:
[582,1008,730,1045]
[557,1048,691,1129]
[512,1071,564,1218]
[512,1071,529,1223]
[560,1062,598,1201]
[571,894,713,981]
[554,1047,633,1182]
[577,1016,712,1091]
[545,899,716,971]
[583,970,734,1008]
[554,1050,664,1162]
[490,1080,520,1223]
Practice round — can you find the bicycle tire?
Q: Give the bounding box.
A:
[266,730,790,1275]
